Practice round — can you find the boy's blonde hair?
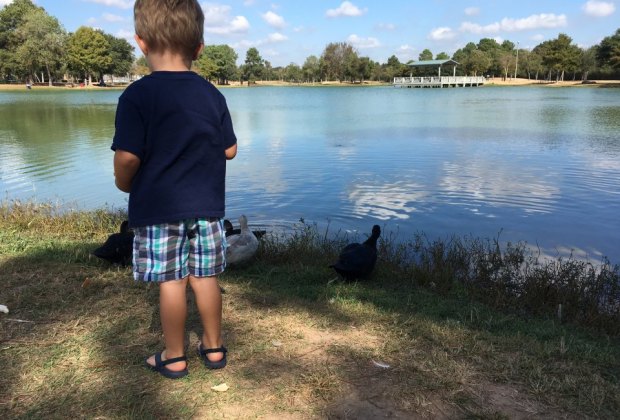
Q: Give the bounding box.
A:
[134,0,204,60]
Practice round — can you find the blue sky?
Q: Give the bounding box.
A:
[2,0,618,66]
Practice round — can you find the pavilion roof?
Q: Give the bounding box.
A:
[407,59,459,67]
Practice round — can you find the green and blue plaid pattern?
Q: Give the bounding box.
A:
[132,218,227,282]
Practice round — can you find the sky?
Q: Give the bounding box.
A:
[2,0,618,66]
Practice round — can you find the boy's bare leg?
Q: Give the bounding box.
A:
[146,277,188,371]
[189,275,224,362]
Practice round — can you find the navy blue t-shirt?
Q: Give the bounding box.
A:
[111,71,237,227]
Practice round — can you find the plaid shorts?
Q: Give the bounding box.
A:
[132,218,227,282]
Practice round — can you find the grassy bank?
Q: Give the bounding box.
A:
[1,202,619,419]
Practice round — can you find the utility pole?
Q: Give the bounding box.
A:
[514,42,519,79]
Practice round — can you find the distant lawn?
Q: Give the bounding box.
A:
[1,201,619,418]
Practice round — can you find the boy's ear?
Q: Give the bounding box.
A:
[193,43,204,61]
[135,34,148,56]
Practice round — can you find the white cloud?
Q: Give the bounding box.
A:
[0,0,14,7]
[428,27,457,40]
[232,32,287,51]
[262,48,279,58]
[582,1,616,17]
[460,13,567,34]
[465,7,480,16]
[203,3,250,35]
[82,0,134,9]
[267,32,287,43]
[103,13,125,22]
[262,11,285,29]
[460,21,500,34]
[397,44,416,61]
[231,39,255,49]
[116,29,134,40]
[375,22,396,31]
[347,34,381,49]
[326,1,367,18]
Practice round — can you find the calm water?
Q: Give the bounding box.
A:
[1,86,619,262]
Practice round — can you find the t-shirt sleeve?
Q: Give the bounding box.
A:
[111,94,146,160]
[220,98,237,150]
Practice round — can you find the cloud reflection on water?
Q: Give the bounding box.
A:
[347,178,429,220]
[439,160,560,215]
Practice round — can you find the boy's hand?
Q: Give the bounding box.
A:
[114,150,141,192]
[225,143,237,160]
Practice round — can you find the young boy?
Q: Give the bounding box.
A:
[112,0,237,379]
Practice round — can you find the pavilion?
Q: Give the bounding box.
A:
[393,59,485,88]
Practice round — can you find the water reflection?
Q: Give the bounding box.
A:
[0,91,119,205]
[440,160,560,215]
[347,179,428,220]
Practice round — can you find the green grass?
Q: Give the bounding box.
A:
[1,201,619,419]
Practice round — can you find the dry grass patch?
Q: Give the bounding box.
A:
[1,203,619,418]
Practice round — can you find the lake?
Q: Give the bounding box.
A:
[1,86,619,263]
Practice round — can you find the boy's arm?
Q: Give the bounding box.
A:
[225,143,237,160]
[114,150,141,192]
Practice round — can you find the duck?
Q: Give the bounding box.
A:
[225,215,259,265]
[330,225,381,281]
[223,219,267,239]
[92,220,134,266]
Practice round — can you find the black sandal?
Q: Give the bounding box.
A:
[145,352,189,379]
[197,343,227,369]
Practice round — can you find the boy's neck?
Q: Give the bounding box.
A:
[146,51,193,72]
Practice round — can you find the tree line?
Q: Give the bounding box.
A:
[2,0,619,86]
[199,31,620,85]
[1,0,134,85]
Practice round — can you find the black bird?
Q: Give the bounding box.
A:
[330,225,381,281]
[223,219,267,239]
[92,220,134,266]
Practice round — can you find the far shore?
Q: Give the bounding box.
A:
[1,77,619,91]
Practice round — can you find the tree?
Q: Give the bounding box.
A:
[14,8,66,85]
[580,46,598,80]
[102,33,135,81]
[501,40,515,52]
[435,52,450,60]
[0,0,40,80]
[194,53,217,80]
[132,56,150,77]
[302,55,320,83]
[452,42,478,75]
[197,45,237,84]
[320,42,357,82]
[343,47,359,82]
[384,54,408,80]
[498,51,515,80]
[284,62,302,82]
[468,49,491,76]
[597,28,620,69]
[356,56,372,82]
[477,38,502,75]
[242,47,263,84]
[519,49,543,80]
[534,34,581,81]
[419,49,433,61]
[262,60,274,81]
[66,26,112,84]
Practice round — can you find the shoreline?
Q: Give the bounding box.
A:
[2,78,619,91]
